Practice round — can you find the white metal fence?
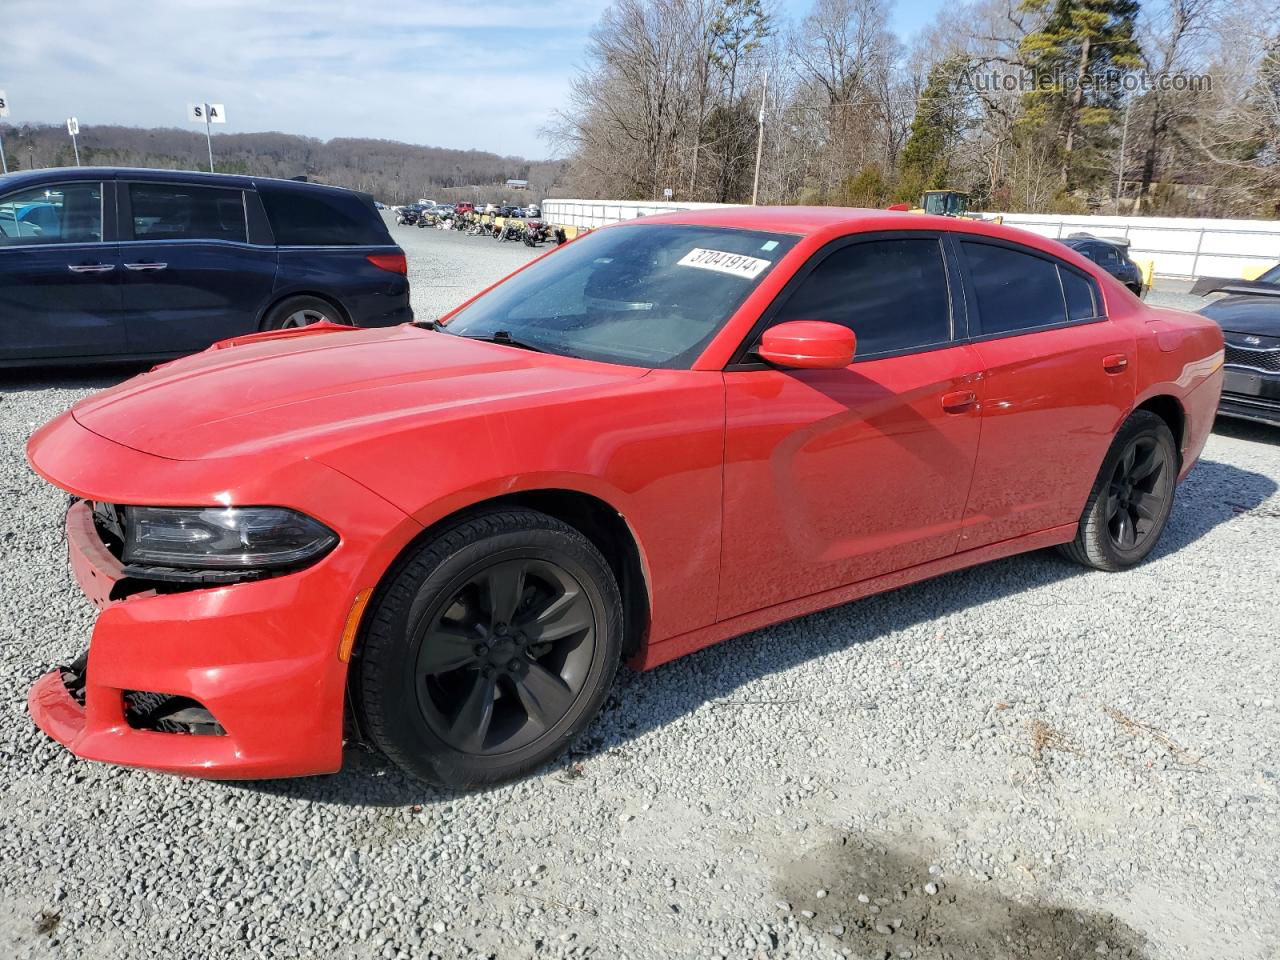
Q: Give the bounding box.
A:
[984,213,1280,279]
[541,199,1280,280]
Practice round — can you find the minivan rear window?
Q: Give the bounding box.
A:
[257,184,389,246]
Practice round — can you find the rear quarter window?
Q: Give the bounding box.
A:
[257,184,390,246]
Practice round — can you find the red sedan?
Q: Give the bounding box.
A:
[26,207,1223,787]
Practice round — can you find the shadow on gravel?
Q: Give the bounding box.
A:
[776,833,1148,960]
[1212,415,1280,447]
[239,457,1274,807]
[0,365,143,394]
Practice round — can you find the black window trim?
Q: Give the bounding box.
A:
[0,178,113,248]
[117,178,258,247]
[725,229,970,371]
[948,234,1107,345]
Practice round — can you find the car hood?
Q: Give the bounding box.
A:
[72,325,649,461]
[1198,295,1280,336]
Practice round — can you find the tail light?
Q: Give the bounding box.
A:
[367,252,407,274]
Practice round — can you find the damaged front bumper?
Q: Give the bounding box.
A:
[25,412,419,780]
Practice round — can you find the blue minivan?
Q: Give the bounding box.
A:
[0,167,411,365]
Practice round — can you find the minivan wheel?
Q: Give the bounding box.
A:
[262,295,347,331]
[354,509,623,788]
[1058,410,1177,571]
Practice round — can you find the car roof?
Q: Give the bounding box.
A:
[614,205,1090,256]
[0,166,365,197]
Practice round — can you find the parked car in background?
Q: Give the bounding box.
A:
[1194,264,1280,425]
[1059,233,1145,296]
[455,201,475,216]
[0,167,410,365]
[26,207,1221,787]
[396,204,425,226]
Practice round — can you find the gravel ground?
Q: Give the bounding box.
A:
[1,228,1278,960]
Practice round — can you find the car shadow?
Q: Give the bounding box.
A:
[1213,415,1280,447]
[0,364,147,394]
[236,456,1275,807]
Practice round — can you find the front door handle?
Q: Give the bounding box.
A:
[1103,353,1128,374]
[67,263,115,274]
[941,389,978,413]
[123,262,168,271]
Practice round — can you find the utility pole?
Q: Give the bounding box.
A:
[1115,98,1131,215]
[751,70,768,206]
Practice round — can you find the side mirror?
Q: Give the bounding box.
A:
[755,321,856,370]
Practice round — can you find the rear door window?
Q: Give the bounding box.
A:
[127,183,246,242]
[257,185,388,246]
[961,240,1104,334]
[0,182,103,245]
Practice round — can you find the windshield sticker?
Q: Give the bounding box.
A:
[676,248,772,279]
[761,240,779,251]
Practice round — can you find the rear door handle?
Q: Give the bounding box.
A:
[1103,353,1128,374]
[123,262,168,271]
[67,263,115,274]
[941,389,978,413]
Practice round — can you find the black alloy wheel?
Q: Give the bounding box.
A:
[1059,410,1177,571]
[355,509,622,787]
[415,556,597,756]
[1103,435,1169,552]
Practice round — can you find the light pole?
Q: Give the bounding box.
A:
[751,71,768,206]
[203,103,214,172]
[0,89,9,174]
[66,117,81,166]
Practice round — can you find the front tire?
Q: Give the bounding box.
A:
[354,509,623,788]
[1058,410,1177,571]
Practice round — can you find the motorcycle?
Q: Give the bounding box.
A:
[522,219,551,246]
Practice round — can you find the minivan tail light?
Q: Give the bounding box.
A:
[367,252,407,275]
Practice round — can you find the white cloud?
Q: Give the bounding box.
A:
[1,0,609,157]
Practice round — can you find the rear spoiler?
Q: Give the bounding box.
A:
[1190,277,1280,298]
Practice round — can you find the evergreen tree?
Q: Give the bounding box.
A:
[897,58,969,202]
[1019,0,1143,192]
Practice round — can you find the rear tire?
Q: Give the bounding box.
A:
[1058,410,1177,571]
[261,295,346,331]
[354,509,623,788]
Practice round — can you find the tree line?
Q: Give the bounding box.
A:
[0,124,567,205]
[548,0,1279,217]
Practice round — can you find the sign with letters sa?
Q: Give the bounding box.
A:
[188,103,227,124]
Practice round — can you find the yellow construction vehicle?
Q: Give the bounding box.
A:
[920,190,971,217]
[888,189,1001,223]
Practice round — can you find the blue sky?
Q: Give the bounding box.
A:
[2,0,947,159]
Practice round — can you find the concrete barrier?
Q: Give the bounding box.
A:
[541,199,1280,280]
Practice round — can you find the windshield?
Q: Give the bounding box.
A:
[1260,263,1280,285]
[442,224,797,368]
